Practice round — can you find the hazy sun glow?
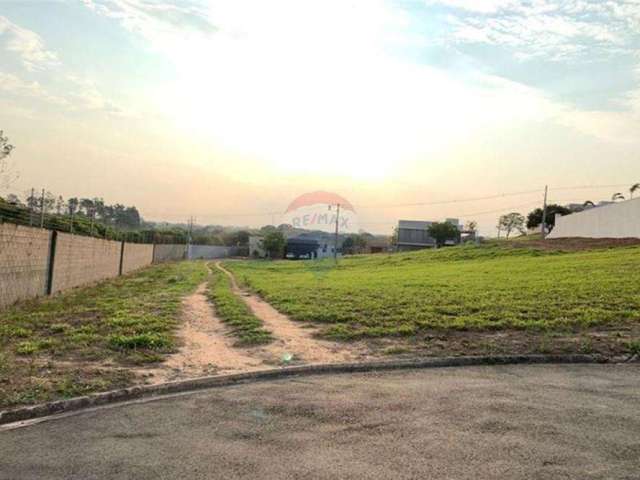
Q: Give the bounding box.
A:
[154,1,554,180]
[1,0,639,233]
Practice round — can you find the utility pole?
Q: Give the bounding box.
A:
[39,188,45,228]
[333,203,340,264]
[187,216,194,259]
[29,188,35,226]
[541,185,548,239]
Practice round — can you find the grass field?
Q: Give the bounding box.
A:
[227,243,640,345]
[208,266,272,346]
[0,261,206,408]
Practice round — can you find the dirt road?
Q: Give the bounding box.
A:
[152,263,370,382]
[215,261,370,364]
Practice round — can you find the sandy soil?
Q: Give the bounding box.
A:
[147,264,372,384]
[149,283,265,383]
[511,237,640,251]
[215,262,372,365]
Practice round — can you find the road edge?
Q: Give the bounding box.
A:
[0,354,618,426]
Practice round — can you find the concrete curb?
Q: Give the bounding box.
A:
[0,354,613,426]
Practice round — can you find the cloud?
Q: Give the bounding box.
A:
[555,62,640,143]
[0,72,69,107]
[81,0,640,159]
[0,16,59,70]
[65,75,135,117]
[0,72,133,118]
[426,0,518,14]
[0,16,131,118]
[434,0,639,61]
[82,0,217,41]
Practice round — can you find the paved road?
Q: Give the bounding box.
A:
[1,364,639,479]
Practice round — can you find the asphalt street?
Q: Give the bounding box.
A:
[1,364,639,479]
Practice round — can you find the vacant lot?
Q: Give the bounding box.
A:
[228,243,640,355]
[0,261,207,408]
[2,242,639,410]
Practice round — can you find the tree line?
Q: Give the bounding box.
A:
[4,191,142,229]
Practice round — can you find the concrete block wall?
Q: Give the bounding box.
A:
[0,223,52,307]
[153,244,186,263]
[51,233,121,294]
[0,222,253,309]
[549,198,640,239]
[187,245,241,259]
[122,243,154,274]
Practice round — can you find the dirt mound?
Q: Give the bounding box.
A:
[510,237,640,251]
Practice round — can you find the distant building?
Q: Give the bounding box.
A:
[396,219,463,251]
[366,236,391,254]
[285,232,339,260]
[396,220,436,251]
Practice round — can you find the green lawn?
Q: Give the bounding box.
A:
[227,244,640,340]
[0,261,207,408]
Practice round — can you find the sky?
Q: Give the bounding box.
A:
[0,0,639,235]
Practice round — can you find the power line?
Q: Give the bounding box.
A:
[140,183,633,222]
[353,188,542,210]
[357,200,542,225]
[357,194,597,226]
[549,183,629,192]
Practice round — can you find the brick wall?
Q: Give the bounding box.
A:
[153,244,186,263]
[0,223,51,307]
[50,233,121,294]
[122,242,153,274]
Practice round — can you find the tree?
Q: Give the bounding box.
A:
[427,221,460,247]
[39,191,55,213]
[67,197,79,215]
[55,195,66,214]
[390,226,398,247]
[526,204,571,232]
[260,225,277,235]
[262,231,286,259]
[5,193,21,205]
[79,198,95,216]
[611,192,625,202]
[463,220,477,233]
[25,190,38,211]
[0,130,15,188]
[222,230,250,246]
[497,212,525,239]
[342,234,368,254]
[629,183,639,199]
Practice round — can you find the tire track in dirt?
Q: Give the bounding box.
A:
[215,262,369,365]
[149,282,265,383]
